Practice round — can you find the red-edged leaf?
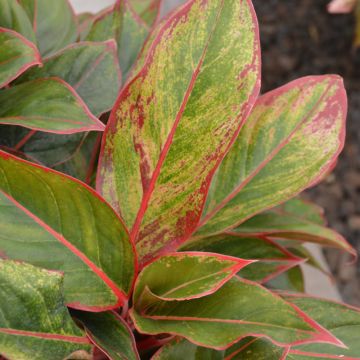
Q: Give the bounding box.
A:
[0,150,136,311]
[97,0,261,264]
[232,208,355,257]
[196,75,347,238]
[130,276,342,350]
[130,0,162,26]
[0,260,93,360]
[0,77,105,133]
[284,294,360,359]
[19,0,78,56]
[133,252,253,303]
[181,234,303,283]
[73,311,140,360]
[0,27,40,89]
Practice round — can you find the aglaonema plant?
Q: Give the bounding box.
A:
[0,0,359,359]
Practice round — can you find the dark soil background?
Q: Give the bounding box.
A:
[252,0,360,305]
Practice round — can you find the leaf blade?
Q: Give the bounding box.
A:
[0,27,40,89]
[98,0,261,263]
[197,75,347,237]
[0,260,92,360]
[0,77,105,133]
[0,150,135,311]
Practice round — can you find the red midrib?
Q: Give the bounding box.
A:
[130,0,226,243]
[197,80,337,230]
[0,328,90,344]
[1,190,127,306]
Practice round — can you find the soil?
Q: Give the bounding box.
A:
[251,0,360,305]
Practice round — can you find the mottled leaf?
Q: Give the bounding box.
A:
[131,276,340,349]
[197,76,347,238]
[0,0,35,42]
[0,260,92,360]
[19,0,78,56]
[0,150,135,311]
[232,209,355,256]
[74,311,139,360]
[86,0,148,80]
[181,234,302,283]
[0,28,40,89]
[134,252,252,302]
[284,294,360,359]
[98,0,261,264]
[0,78,104,133]
[18,40,122,116]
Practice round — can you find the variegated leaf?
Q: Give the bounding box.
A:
[133,252,252,303]
[196,76,346,238]
[0,260,92,360]
[97,0,261,263]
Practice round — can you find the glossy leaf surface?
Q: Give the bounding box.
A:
[0,260,92,360]
[0,78,104,133]
[18,40,121,116]
[0,28,40,89]
[19,0,77,56]
[285,294,360,359]
[86,0,149,80]
[98,0,261,263]
[181,234,302,283]
[0,0,35,42]
[74,311,139,360]
[0,151,135,311]
[197,76,347,237]
[133,252,253,302]
[131,277,340,349]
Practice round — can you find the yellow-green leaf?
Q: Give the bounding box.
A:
[98,0,261,263]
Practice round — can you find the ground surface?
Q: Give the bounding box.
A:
[252,0,360,305]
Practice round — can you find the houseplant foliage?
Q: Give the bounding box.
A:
[0,0,359,359]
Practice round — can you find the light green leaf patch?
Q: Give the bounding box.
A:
[0,260,92,360]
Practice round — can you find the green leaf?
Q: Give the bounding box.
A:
[0,260,92,360]
[19,0,78,56]
[0,0,36,42]
[130,0,161,26]
[0,28,40,89]
[266,266,305,293]
[231,208,355,256]
[133,252,253,303]
[153,337,287,360]
[73,311,139,360]
[224,337,288,359]
[17,40,122,116]
[284,294,360,359]
[275,198,325,225]
[0,78,104,133]
[131,276,341,349]
[97,0,261,263]
[153,337,223,360]
[0,150,135,311]
[197,75,347,238]
[181,234,302,283]
[86,0,149,80]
